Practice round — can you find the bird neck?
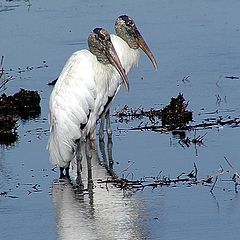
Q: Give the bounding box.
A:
[111,35,140,74]
[93,59,114,89]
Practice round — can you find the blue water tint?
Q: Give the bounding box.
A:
[1,0,240,239]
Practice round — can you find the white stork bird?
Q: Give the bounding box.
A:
[47,28,129,179]
[98,15,158,141]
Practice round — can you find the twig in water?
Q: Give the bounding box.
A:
[210,176,218,193]
[224,156,240,179]
[119,161,135,175]
[225,76,239,80]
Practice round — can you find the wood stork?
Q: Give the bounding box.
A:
[47,28,129,179]
[98,15,158,141]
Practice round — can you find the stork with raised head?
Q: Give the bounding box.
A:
[98,15,158,141]
[47,28,129,179]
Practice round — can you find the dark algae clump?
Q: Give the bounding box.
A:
[114,93,193,131]
[13,89,41,120]
[0,115,18,145]
[0,89,41,145]
[161,93,193,129]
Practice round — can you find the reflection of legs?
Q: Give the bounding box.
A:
[107,136,113,170]
[99,137,108,167]
[76,139,83,186]
[99,129,115,176]
[86,137,93,190]
[105,109,112,140]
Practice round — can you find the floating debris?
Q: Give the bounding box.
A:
[225,76,239,80]
[47,78,58,86]
[0,88,41,145]
[0,115,18,145]
[161,93,193,129]
[114,105,146,123]
[97,163,204,192]
[114,93,193,130]
[0,93,15,115]
[13,89,41,120]
[178,132,207,148]
[0,89,41,119]
[0,57,48,93]
[115,93,240,136]
[97,162,239,194]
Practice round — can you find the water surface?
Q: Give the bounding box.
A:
[1,1,240,239]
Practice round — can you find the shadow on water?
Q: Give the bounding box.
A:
[52,139,148,240]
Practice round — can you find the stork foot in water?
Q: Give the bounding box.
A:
[60,166,70,180]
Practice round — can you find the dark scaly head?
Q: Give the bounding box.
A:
[88,28,129,91]
[115,15,158,70]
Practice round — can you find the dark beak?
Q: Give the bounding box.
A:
[135,29,158,70]
[106,44,129,91]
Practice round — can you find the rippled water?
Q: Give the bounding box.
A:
[1,1,240,239]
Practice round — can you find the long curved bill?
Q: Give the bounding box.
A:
[106,44,129,91]
[135,29,158,70]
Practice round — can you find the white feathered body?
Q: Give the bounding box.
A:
[48,49,116,168]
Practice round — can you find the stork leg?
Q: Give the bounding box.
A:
[105,109,112,140]
[86,137,93,189]
[76,139,83,186]
[89,129,97,150]
[99,112,105,142]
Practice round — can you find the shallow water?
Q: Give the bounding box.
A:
[1,1,240,239]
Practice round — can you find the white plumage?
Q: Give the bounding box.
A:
[47,28,129,178]
[48,50,96,168]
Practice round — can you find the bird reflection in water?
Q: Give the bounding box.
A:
[51,138,148,240]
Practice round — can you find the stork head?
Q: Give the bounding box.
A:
[88,28,129,91]
[115,15,158,70]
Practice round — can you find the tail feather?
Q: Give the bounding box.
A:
[47,120,81,168]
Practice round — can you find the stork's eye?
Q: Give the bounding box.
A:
[99,33,106,40]
[93,28,108,41]
[126,19,135,28]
